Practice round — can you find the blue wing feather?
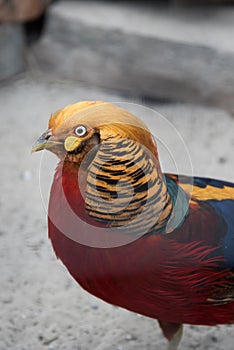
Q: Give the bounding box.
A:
[166,174,234,267]
[208,200,234,267]
[193,177,234,189]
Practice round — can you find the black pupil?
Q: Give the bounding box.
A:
[77,127,85,135]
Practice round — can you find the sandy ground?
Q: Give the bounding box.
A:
[1,72,234,350]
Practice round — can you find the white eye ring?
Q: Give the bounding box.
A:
[74,125,87,137]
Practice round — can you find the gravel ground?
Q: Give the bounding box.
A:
[1,72,234,350]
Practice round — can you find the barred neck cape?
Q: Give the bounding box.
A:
[48,101,179,241]
[34,100,234,350]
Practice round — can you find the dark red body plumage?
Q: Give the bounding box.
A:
[49,161,234,326]
[33,101,234,349]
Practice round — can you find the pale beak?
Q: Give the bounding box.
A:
[31,129,55,153]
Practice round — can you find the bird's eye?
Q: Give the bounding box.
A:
[74,125,87,137]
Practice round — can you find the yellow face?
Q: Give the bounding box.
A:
[32,100,157,164]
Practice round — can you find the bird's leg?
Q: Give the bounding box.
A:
[166,325,183,350]
[158,320,183,350]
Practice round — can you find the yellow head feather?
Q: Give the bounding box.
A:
[49,100,107,131]
[48,100,158,158]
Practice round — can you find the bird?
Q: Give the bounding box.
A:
[32,100,234,350]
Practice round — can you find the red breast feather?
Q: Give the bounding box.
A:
[49,162,234,326]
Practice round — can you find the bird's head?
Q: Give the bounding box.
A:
[33,101,173,239]
[32,100,158,164]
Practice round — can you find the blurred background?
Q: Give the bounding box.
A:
[1,1,234,350]
[1,0,234,111]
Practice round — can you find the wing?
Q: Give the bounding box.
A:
[166,174,234,305]
[167,174,234,266]
[166,173,234,201]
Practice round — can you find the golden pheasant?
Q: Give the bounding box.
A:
[33,101,234,350]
